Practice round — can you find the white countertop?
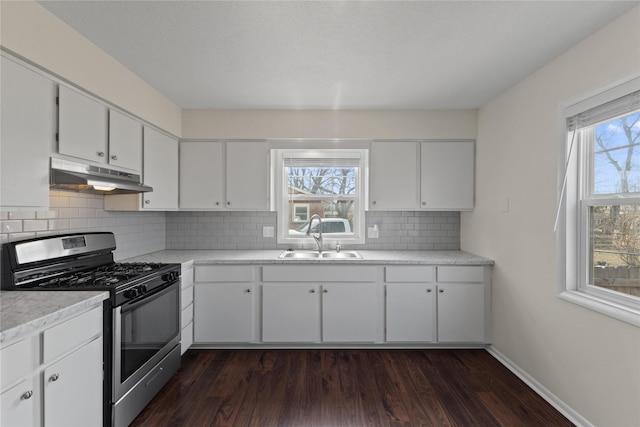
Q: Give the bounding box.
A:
[123,249,494,266]
[0,291,108,347]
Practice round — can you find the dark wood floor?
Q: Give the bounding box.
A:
[130,349,574,427]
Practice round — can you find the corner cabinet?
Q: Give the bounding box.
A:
[179,140,269,210]
[105,127,179,211]
[0,56,55,211]
[369,140,475,211]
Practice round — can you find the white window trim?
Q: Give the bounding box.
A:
[272,147,368,246]
[557,74,640,327]
[293,203,310,223]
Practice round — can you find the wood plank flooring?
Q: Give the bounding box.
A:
[130,349,574,427]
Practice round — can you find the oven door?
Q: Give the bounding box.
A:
[113,280,180,402]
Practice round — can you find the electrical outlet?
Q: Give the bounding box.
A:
[262,226,274,238]
[367,225,379,239]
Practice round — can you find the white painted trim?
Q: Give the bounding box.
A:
[487,346,592,427]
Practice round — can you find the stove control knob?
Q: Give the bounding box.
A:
[139,285,147,294]
[123,288,138,299]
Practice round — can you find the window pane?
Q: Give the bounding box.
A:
[287,167,357,196]
[592,111,640,194]
[288,199,355,236]
[590,204,640,297]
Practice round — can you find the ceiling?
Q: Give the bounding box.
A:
[38,1,638,110]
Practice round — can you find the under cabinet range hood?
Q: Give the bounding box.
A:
[50,158,153,195]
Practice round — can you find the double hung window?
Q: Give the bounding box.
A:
[273,149,367,244]
[560,78,640,325]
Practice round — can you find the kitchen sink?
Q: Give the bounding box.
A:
[279,250,362,260]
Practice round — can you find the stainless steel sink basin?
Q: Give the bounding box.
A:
[279,250,362,260]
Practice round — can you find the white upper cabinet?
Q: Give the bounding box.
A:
[420,141,474,210]
[370,141,419,210]
[108,109,143,172]
[142,127,178,210]
[226,141,269,210]
[0,56,55,211]
[57,86,108,163]
[179,140,269,211]
[179,141,224,209]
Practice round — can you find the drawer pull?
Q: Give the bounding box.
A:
[21,390,33,400]
[49,373,60,382]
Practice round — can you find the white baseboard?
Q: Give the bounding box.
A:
[487,345,591,427]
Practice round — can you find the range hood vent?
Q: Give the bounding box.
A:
[50,158,153,195]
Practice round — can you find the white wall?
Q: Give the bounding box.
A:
[0,0,182,137]
[462,6,640,426]
[182,109,477,139]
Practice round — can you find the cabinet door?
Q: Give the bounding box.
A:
[420,141,474,210]
[109,109,142,172]
[43,337,103,427]
[437,283,485,342]
[179,141,224,209]
[193,284,254,342]
[226,141,269,210]
[386,283,435,342]
[370,141,419,210]
[262,284,320,342]
[0,379,37,427]
[58,86,108,163]
[0,57,54,210]
[322,283,377,342]
[142,127,178,210]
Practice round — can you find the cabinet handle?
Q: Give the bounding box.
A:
[245,288,251,293]
[427,288,432,293]
[145,200,151,205]
[21,390,33,400]
[310,289,316,293]
[49,373,60,382]
[111,155,118,160]
[97,151,105,157]
[439,289,444,293]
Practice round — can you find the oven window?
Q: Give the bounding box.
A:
[120,285,179,382]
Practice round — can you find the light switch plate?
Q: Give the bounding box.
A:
[263,226,275,238]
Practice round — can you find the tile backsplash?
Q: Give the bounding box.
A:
[1,191,165,260]
[166,210,460,250]
[1,191,460,257]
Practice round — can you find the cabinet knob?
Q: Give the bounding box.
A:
[97,151,105,157]
[422,201,426,205]
[439,289,444,293]
[245,288,251,293]
[310,289,316,293]
[323,289,328,293]
[227,201,231,205]
[215,202,220,206]
[49,373,60,382]
[427,288,432,293]
[145,200,151,205]
[21,390,33,400]
[111,155,118,160]
[372,201,377,205]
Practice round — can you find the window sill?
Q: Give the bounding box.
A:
[559,290,640,327]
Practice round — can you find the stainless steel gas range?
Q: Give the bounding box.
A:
[2,232,181,426]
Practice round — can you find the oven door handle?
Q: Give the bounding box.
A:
[120,280,179,312]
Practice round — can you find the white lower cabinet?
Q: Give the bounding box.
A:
[322,283,377,342]
[386,283,436,342]
[43,337,103,427]
[0,304,104,427]
[262,284,319,342]
[180,263,194,354]
[193,266,257,343]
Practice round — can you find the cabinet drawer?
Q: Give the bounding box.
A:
[0,339,34,391]
[181,286,193,310]
[43,306,102,364]
[181,323,193,355]
[195,265,255,282]
[385,266,434,282]
[181,266,194,288]
[263,265,377,282]
[181,304,194,327]
[437,266,484,282]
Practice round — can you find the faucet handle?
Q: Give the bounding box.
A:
[336,244,341,253]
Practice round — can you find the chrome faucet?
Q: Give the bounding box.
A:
[306,214,323,252]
